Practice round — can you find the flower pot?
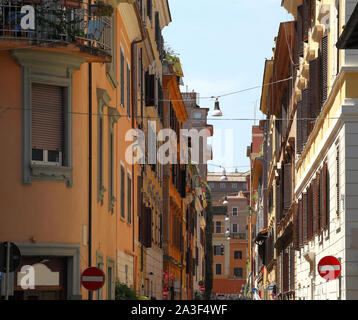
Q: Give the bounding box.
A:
[61,0,81,9]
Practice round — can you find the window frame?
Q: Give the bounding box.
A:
[13,50,84,187]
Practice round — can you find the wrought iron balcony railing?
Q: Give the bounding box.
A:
[0,0,112,59]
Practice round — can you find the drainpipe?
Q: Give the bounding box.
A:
[88,62,93,300]
[131,37,143,293]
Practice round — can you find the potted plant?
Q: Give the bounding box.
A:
[91,1,114,17]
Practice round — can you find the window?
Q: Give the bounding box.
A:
[96,253,104,300]
[108,132,114,213]
[232,223,238,233]
[209,182,215,189]
[98,117,104,203]
[107,266,113,299]
[215,221,222,234]
[193,112,202,119]
[31,83,65,166]
[234,251,242,259]
[234,267,243,278]
[232,207,238,216]
[127,173,131,224]
[120,48,124,106]
[215,264,222,275]
[120,165,125,219]
[14,50,82,187]
[214,245,224,256]
[147,0,153,24]
[232,183,238,189]
[106,258,115,300]
[127,63,131,117]
[220,183,226,189]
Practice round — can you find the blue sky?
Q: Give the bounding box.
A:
[163,0,292,172]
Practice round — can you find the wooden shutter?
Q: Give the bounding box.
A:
[303,193,308,243]
[298,198,303,247]
[127,64,131,116]
[144,207,152,248]
[283,163,292,211]
[312,178,317,235]
[120,165,125,218]
[316,172,321,232]
[276,171,281,223]
[32,83,64,152]
[320,36,328,107]
[307,184,313,240]
[296,100,303,153]
[297,6,304,55]
[309,57,320,134]
[319,170,323,231]
[145,72,155,106]
[303,0,310,41]
[120,49,124,106]
[322,163,328,229]
[294,204,300,250]
[302,88,309,145]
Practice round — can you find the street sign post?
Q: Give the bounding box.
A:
[81,267,105,291]
[317,256,341,280]
[0,242,21,300]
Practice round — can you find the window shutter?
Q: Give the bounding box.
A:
[303,0,310,41]
[297,6,304,55]
[322,163,328,229]
[302,88,309,145]
[320,36,328,107]
[309,57,320,134]
[294,204,300,250]
[120,50,124,106]
[319,170,323,231]
[145,72,155,106]
[303,193,308,243]
[120,166,125,219]
[31,83,64,153]
[307,184,313,240]
[283,163,292,211]
[144,207,152,248]
[312,178,317,235]
[299,198,303,247]
[276,172,281,223]
[127,64,131,117]
[296,101,303,153]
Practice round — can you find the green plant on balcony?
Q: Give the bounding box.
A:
[91,1,114,17]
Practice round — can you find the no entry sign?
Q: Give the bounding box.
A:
[81,267,105,291]
[317,256,341,280]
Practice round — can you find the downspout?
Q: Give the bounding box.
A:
[88,62,93,300]
[131,37,143,292]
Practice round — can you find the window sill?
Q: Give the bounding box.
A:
[30,164,73,187]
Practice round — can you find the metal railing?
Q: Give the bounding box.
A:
[0,0,111,55]
[230,232,247,240]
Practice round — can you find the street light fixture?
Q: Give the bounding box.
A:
[220,168,228,181]
[211,98,222,117]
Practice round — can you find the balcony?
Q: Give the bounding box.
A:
[0,0,112,62]
[230,232,247,240]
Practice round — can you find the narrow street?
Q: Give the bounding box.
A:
[0,0,358,308]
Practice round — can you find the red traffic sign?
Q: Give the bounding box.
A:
[200,285,205,293]
[81,267,105,291]
[317,256,341,280]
